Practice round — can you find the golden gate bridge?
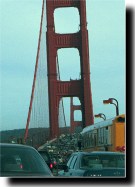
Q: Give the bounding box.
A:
[24,0,94,147]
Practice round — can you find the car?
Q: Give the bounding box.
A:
[37,149,56,171]
[58,151,125,177]
[51,157,57,168]
[0,143,53,177]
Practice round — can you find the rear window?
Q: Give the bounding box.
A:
[0,146,51,175]
[81,154,125,169]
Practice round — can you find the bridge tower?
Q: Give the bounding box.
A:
[46,0,94,139]
[70,97,82,133]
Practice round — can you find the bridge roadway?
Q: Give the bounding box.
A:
[38,132,82,175]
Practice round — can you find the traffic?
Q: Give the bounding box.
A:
[0,114,126,178]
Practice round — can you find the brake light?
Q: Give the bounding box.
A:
[20,164,23,169]
[116,146,125,152]
[121,145,125,151]
[50,163,53,169]
[53,161,56,165]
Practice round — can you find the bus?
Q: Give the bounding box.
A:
[81,114,125,152]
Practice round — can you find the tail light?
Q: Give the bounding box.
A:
[116,146,121,151]
[50,163,53,169]
[116,146,125,152]
[20,164,23,169]
[121,145,125,151]
[53,161,57,165]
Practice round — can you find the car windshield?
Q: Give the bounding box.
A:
[81,154,125,169]
[0,146,51,176]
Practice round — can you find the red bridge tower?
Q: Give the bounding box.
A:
[46,0,94,139]
[70,97,82,133]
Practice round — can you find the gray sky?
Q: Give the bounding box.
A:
[0,0,125,131]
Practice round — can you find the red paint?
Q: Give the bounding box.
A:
[46,0,94,139]
[70,97,82,133]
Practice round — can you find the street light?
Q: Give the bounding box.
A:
[103,98,119,116]
[94,113,106,120]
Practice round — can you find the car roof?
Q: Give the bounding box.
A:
[72,151,125,156]
[0,143,35,150]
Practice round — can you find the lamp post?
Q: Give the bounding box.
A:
[94,113,106,120]
[103,98,119,116]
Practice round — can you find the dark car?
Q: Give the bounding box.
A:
[58,151,125,177]
[38,149,55,171]
[0,143,53,177]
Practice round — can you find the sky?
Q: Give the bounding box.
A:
[0,0,126,131]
